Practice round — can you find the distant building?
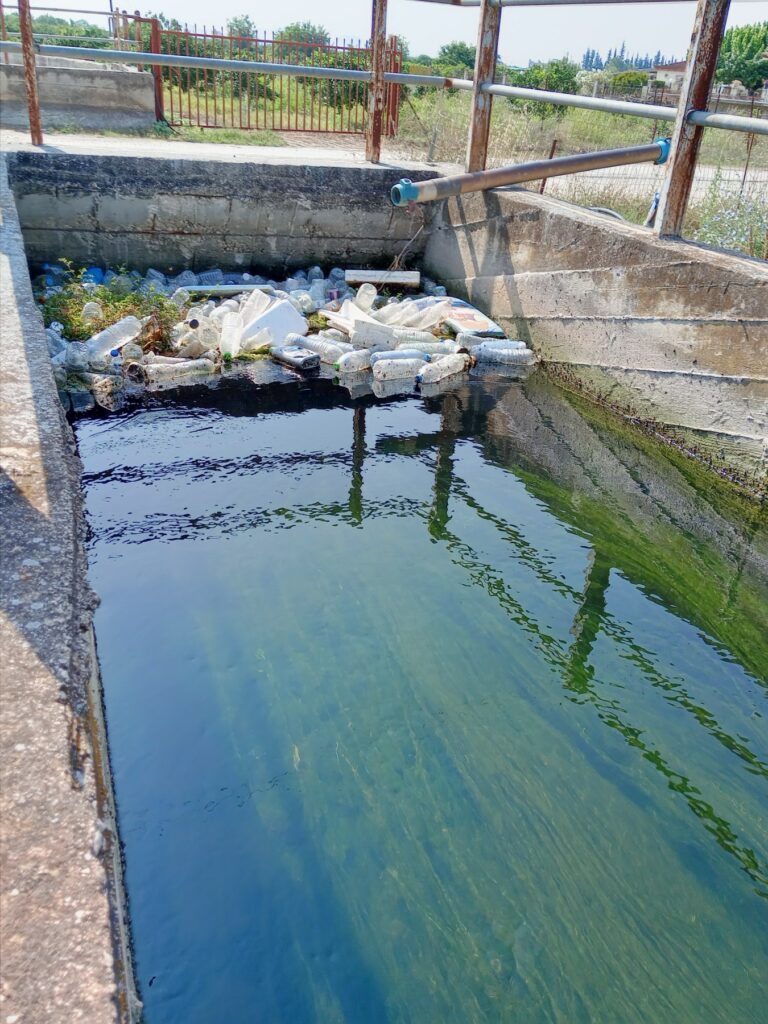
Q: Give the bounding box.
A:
[650,61,687,90]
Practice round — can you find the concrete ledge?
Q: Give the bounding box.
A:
[424,188,768,484]
[6,150,437,272]
[0,64,155,131]
[0,156,132,1022]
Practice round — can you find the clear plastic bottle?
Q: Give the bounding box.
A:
[291,334,345,364]
[354,283,378,312]
[171,287,191,308]
[334,349,372,373]
[197,269,224,286]
[110,347,123,375]
[396,339,460,356]
[474,344,534,364]
[372,357,426,381]
[370,348,429,365]
[307,265,324,283]
[392,328,437,346]
[87,316,142,359]
[219,312,243,359]
[82,301,103,323]
[416,353,468,384]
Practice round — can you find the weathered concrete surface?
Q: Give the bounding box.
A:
[424,187,768,483]
[5,149,436,272]
[0,156,133,1022]
[0,65,155,131]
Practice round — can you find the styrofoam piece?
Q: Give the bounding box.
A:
[350,321,396,348]
[241,299,307,347]
[344,269,420,288]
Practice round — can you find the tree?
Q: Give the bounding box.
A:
[436,41,475,69]
[274,20,330,62]
[716,21,768,93]
[507,57,580,117]
[227,15,257,38]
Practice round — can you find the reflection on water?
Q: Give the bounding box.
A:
[76,369,768,1024]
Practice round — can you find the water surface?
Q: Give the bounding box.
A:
[76,369,768,1024]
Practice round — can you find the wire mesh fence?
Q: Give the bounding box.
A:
[388,90,768,260]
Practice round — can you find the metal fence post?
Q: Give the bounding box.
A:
[654,0,731,237]
[366,0,387,162]
[0,0,10,66]
[149,17,164,122]
[466,0,501,172]
[18,0,42,145]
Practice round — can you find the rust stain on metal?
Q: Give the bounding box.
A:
[466,0,501,172]
[365,0,388,163]
[656,0,731,237]
[18,0,42,145]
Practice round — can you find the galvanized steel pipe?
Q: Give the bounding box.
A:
[0,40,765,137]
[391,140,670,205]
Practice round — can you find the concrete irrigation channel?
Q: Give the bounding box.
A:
[0,137,766,1022]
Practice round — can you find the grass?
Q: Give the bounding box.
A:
[40,264,184,349]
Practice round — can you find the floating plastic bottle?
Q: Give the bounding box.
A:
[197,269,224,286]
[239,287,272,324]
[474,343,534,364]
[86,316,142,359]
[291,333,345,364]
[392,328,438,346]
[370,348,430,366]
[240,327,272,354]
[219,312,243,359]
[271,345,320,371]
[171,287,191,308]
[472,338,527,351]
[177,334,209,359]
[319,328,348,345]
[416,353,469,384]
[354,283,378,313]
[396,339,460,356]
[134,357,216,383]
[334,349,372,373]
[372,357,426,381]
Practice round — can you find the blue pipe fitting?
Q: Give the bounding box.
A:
[654,138,671,165]
[390,178,420,207]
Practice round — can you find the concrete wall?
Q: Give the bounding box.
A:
[0,64,155,130]
[6,151,435,272]
[423,188,768,485]
[0,156,134,1020]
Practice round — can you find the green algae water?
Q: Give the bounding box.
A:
[75,368,768,1024]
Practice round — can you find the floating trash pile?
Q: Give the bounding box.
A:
[36,263,535,410]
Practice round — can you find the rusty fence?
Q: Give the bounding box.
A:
[0,3,403,134]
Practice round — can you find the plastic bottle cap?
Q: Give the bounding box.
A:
[110,348,120,357]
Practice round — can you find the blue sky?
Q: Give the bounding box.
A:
[52,0,768,66]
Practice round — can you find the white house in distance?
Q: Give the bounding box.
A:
[650,60,687,89]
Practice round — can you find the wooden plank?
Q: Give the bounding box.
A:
[365,0,388,164]
[466,0,501,173]
[18,0,42,146]
[655,0,731,237]
[344,270,421,287]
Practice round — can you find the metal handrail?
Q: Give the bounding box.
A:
[1,39,765,136]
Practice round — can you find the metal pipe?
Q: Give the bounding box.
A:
[391,140,670,205]
[0,40,764,137]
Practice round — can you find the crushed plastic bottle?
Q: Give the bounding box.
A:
[86,316,142,359]
[64,342,90,371]
[219,312,243,359]
[372,357,426,381]
[171,287,191,308]
[334,349,372,373]
[82,301,103,323]
[416,353,469,384]
[197,269,224,286]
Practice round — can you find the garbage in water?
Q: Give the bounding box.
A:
[35,262,536,410]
